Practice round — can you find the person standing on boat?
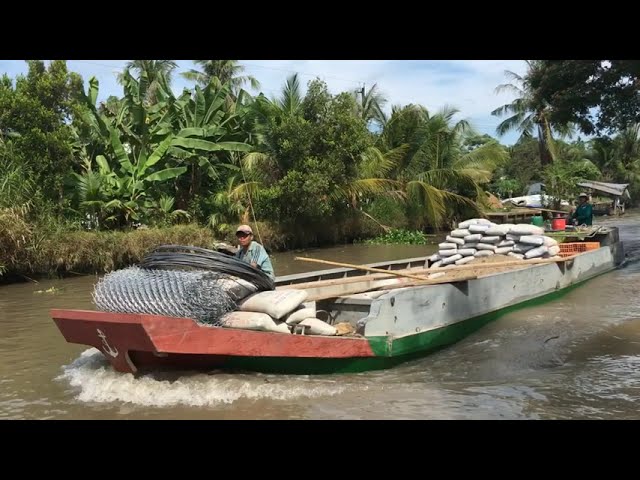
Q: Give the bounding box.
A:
[570,193,593,226]
[234,224,275,280]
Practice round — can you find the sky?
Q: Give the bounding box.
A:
[0,59,531,145]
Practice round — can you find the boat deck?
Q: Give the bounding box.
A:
[485,208,544,224]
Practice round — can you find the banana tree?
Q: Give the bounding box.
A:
[73,130,187,227]
[73,74,255,225]
[152,79,254,205]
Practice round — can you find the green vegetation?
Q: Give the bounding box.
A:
[527,60,640,135]
[2,59,639,283]
[360,229,433,245]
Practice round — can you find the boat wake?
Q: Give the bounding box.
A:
[56,349,355,407]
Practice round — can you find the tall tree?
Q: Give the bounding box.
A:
[528,60,640,135]
[0,60,84,208]
[241,78,374,242]
[181,60,260,92]
[491,60,571,166]
[353,83,388,128]
[121,60,178,105]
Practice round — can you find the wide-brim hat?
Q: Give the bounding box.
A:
[236,224,253,234]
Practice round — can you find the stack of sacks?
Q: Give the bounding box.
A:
[427,219,561,269]
[505,225,560,260]
[428,218,512,268]
[219,290,338,336]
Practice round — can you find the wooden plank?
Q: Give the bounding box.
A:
[282,255,578,291]
[305,256,578,301]
[424,256,575,275]
[376,274,479,291]
[278,267,430,290]
[294,257,427,280]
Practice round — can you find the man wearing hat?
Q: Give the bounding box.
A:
[234,224,275,280]
[569,193,593,226]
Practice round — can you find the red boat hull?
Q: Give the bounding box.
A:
[50,309,376,374]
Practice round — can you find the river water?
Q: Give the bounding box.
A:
[1,216,640,420]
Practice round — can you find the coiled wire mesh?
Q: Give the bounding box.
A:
[92,244,274,325]
[92,267,245,325]
[140,245,275,291]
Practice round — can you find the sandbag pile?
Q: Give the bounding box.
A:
[219,288,339,336]
[427,218,561,269]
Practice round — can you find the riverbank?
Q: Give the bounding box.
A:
[3,208,630,285]
[0,214,397,284]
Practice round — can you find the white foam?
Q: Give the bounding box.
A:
[56,349,350,407]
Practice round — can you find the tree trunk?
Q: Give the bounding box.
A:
[537,123,553,166]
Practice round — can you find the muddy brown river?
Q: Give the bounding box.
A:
[2,216,640,419]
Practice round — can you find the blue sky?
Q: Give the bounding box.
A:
[0,60,532,145]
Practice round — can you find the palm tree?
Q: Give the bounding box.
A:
[491,60,571,166]
[181,60,260,92]
[125,60,178,82]
[378,105,507,228]
[589,125,640,188]
[241,73,304,183]
[353,83,388,128]
[121,60,178,105]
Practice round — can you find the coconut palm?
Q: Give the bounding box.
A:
[379,105,508,228]
[241,73,304,183]
[589,124,640,187]
[353,83,388,128]
[181,60,260,92]
[491,60,572,166]
[121,60,178,105]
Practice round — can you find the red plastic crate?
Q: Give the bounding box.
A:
[558,242,601,257]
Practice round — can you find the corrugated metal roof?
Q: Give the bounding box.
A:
[576,181,630,197]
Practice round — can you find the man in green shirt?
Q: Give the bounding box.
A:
[570,193,593,226]
[234,224,275,280]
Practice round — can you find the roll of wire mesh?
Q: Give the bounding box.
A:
[92,244,274,325]
[139,245,274,291]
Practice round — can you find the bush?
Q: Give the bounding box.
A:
[360,228,431,245]
[363,197,407,229]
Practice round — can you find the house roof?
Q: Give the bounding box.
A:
[576,181,630,198]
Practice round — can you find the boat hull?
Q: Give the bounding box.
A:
[360,241,621,358]
[51,273,606,375]
[51,309,377,374]
[50,228,624,375]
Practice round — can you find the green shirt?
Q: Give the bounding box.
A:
[571,203,593,226]
[235,241,275,280]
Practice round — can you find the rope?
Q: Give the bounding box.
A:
[237,152,264,246]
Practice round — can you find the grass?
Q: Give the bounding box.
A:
[0,208,408,283]
[0,220,222,282]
